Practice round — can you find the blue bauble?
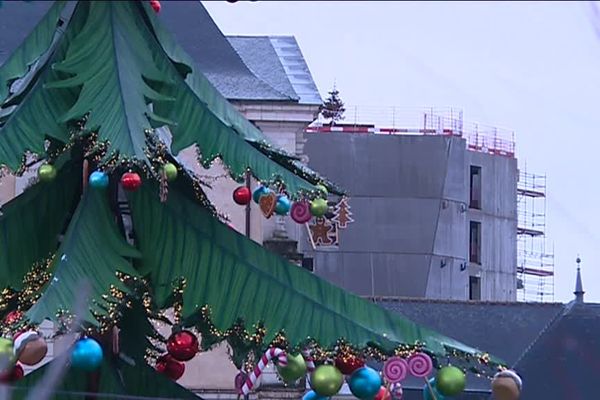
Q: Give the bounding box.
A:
[302,390,328,400]
[252,186,270,204]
[348,366,382,399]
[423,378,446,400]
[71,338,103,372]
[275,195,291,215]
[89,171,109,189]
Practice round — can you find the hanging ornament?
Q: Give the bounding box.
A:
[423,378,446,400]
[162,162,178,182]
[335,354,365,375]
[291,201,312,224]
[14,330,47,366]
[156,354,185,380]
[374,386,392,400]
[167,330,199,362]
[332,197,354,229]
[491,370,522,400]
[259,192,277,218]
[310,198,328,217]
[275,195,291,216]
[390,383,403,399]
[71,337,103,371]
[241,348,288,395]
[3,310,23,325]
[252,185,270,203]
[310,365,343,397]
[233,186,252,205]
[383,356,408,384]
[435,365,465,396]
[89,170,109,189]
[150,0,161,13]
[348,366,382,399]
[37,164,56,182]
[120,171,142,192]
[315,184,328,197]
[302,390,327,400]
[407,352,433,378]
[0,363,23,383]
[277,353,307,383]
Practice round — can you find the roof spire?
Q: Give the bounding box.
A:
[574,255,584,303]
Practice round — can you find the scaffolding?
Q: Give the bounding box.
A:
[517,170,555,302]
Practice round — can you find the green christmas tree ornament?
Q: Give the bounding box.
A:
[38,164,57,182]
[277,353,307,382]
[310,198,328,217]
[162,163,178,182]
[436,365,466,396]
[310,365,343,397]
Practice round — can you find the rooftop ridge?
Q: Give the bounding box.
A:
[369,296,566,307]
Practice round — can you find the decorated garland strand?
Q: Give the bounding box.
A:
[241,347,288,395]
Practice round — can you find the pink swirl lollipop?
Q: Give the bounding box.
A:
[407,352,433,378]
[291,201,312,224]
[383,356,408,383]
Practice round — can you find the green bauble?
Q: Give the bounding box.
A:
[436,366,466,396]
[310,365,343,397]
[310,198,328,217]
[315,184,328,197]
[0,337,14,367]
[38,164,56,182]
[277,353,307,382]
[162,163,178,182]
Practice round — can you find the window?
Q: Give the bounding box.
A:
[470,166,482,209]
[469,221,481,264]
[469,276,481,300]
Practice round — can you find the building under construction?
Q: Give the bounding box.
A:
[517,171,555,302]
[302,106,553,302]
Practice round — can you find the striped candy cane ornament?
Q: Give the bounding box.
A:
[241,347,288,395]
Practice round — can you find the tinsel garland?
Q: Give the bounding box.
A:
[1,263,506,379]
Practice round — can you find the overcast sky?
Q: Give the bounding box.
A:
[204,1,600,303]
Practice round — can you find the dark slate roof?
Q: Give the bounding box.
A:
[227,36,299,101]
[228,35,322,105]
[159,1,297,101]
[0,1,54,65]
[514,302,600,400]
[0,1,301,102]
[375,298,565,397]
[376,298,564,365]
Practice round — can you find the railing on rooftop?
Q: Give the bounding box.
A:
[306,106,516,158]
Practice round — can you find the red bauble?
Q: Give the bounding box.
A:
[0,364,24,383]
[150,0,161,13]
[335,354,365,375]
[233,186,251,205]
[374,386,392,400]
[120,172,142,192]
[166,330,199,362]
[4,310,23,325]
[155,354,185,381]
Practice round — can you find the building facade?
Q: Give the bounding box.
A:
[301,112,518,302]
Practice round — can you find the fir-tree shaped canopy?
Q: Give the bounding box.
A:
[0,0,503,390]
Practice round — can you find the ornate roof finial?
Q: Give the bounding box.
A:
[574,255,584,303]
